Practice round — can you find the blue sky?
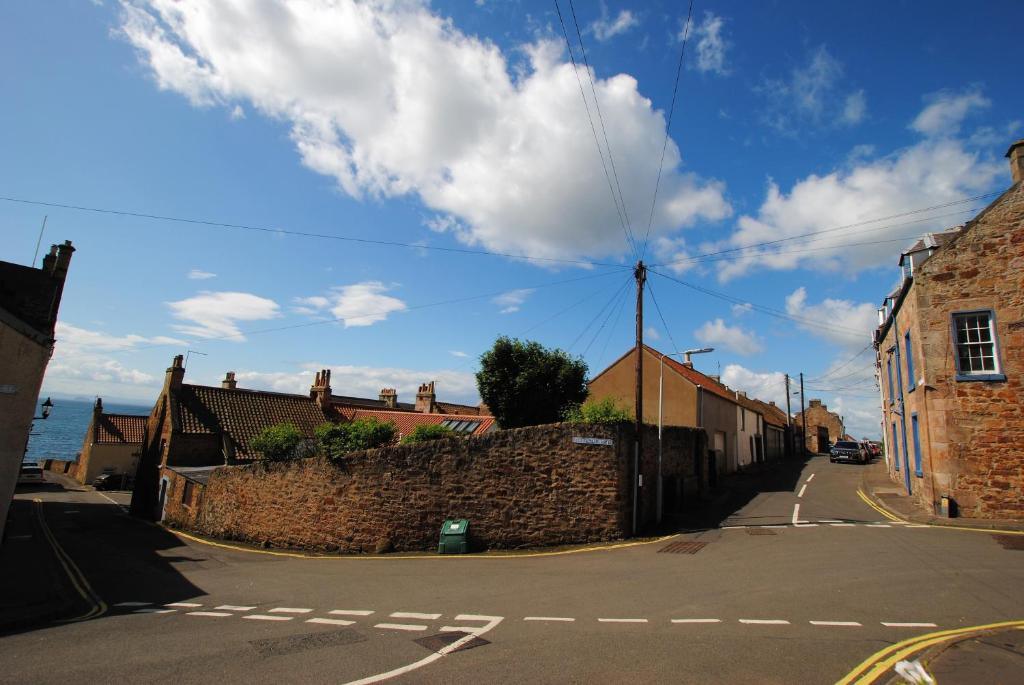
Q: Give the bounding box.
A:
[2,0,1021,437]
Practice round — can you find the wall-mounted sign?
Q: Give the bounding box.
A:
[573,437,613,446]
[0,384,17,395]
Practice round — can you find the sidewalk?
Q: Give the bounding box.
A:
[920,625,1024,685]
[0,497,82,634]
[861,460,1024,532]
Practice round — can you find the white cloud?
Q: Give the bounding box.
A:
[720,364,789,407]
[42,322,188,401]
[644,326,660,341]
[694,318,763,356]
[785,287,876,349]
[297,282,407,327]
[714,135,1003,281]
[167,291,280,340]
[234,363,480,405]
[911,88,990,137]
[493,288,534,314]
[590,9,639,41]
[449,350,468,358]
[187,269,216,280]
[757,45,864,133]
[841,89,867,125]
[730,303,753,317]
[118,0,730,263]
[692,11,729,76]
[229,104,245,120]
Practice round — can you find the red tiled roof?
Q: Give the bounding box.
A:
[336,407,495,441]
[643,345,736,403]
[95,413,147,444]
[751,399,788,428]
[174,384,337,460]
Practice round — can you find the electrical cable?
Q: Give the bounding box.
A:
[646,278,682,357]
[567,274,633,352]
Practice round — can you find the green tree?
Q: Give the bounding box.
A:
[563,396,633,425]
[400,424,456,445]
[315,418,398,459]
[476,336,588,428]
[250,422,304,462]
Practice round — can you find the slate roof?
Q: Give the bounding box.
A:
[436,402,485,416]
[165,465,223,486]
[335,407,495,441]
[331,395,417,412]
[751,399,789,428]
[95,413,147,444]
[174,384,336,460]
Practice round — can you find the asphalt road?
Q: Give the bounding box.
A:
[2,456,1022,684]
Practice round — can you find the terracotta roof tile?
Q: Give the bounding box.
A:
[644,345,736,403]
[95,413,147,444]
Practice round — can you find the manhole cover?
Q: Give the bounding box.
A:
[992,534,1024,550]
[250,628,366,657]
[746,528,778,535]
[415,633,490,654]
[658,541,707,554]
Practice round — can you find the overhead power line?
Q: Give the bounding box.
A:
[552,0,637,259]
[567,274,633,352]
[640,0,694,261]
[0,195,627,269]
[646,278,682,358]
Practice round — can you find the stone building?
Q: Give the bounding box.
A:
[0,241,74,541]
[588,344,741,476]
[792,399,844,454]
[874,140,1024,519]
[74,398,146,485]
[130,357,492,520]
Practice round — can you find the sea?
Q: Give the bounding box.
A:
[24,398,151,464]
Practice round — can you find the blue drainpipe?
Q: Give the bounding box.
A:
[891,315,912,495]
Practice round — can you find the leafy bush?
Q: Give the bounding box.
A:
[315,418,398,459]
[250,422,304,462]
[400,424,456,445]
[476,336,588,428]
[563,396,633,425]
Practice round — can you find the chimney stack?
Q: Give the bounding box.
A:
[222,372,237,390]
[1007,139,1024,185]
[41,240,75,332]
[310,369,332,409]
[415,381,437,413]
[379,388,398,409]
[166,355,185,391]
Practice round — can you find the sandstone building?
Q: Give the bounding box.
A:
[873,140,1024,519]
[792,399,844,454]
[0,241,74,541]
[74,398,146,485]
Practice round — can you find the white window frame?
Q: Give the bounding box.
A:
[950,309,1005,381]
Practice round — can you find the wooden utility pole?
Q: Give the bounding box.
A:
[785,373,792,456]
[800,372,808,457]
[632,260,646,536]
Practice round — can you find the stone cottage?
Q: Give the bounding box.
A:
[792,399,844,454]
[74,398,146,485]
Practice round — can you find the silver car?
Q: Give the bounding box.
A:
[18,463,45,484]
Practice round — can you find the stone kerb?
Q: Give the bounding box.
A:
[192,422,634,553]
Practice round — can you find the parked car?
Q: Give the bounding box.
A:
[830,440,867,464]
[93,472,127,490]
[18,463,45,485]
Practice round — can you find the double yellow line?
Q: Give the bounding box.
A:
[33,498,107,622]
[855,489,1024,536]
[836,620,1024,684]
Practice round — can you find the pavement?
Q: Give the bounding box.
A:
[0,456,1021,684]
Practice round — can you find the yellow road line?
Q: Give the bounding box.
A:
[32,499,107,621]
[836,619,1024,685]
[855,489,1024,536]
[169,527,679,560]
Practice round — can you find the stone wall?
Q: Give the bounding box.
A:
[794,400,843,454]
[42,459,79,479]
[161,423,706,553]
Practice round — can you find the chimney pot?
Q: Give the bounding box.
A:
[166,355,185,391]
[1006,139,1024,184]
[222,371,237,390]
[415,381,437,413]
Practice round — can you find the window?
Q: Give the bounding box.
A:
[440,419,481,434]
[952,311,1005,380]
[887,359,894,404]
[904,331,916,391]
[911,413,923,478]
[891,423,899,471]
[741,409,745,431]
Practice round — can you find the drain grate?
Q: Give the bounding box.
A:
[658,541,707,554]
[415,633,490,654]
[993,534,1024,550]
[250,628,366,657]
[746,528,778,535]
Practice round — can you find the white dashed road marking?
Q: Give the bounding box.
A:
[188,611,233,617]
[598,618,648,623]
[882,622,938,628]
[524,617,575,622]
[806,474,815,482]
[216,605,256,611]
[810,620,862,627]
[269,607,313,614]
[740,619,790,625]
[307,618,355,626]
[374,623,429,631]
[455,614,500,622]
[330,610,375,616]
[672,619,722,624]
[867,524,892,528]
[244,615,294,621]
[830,523,857,527]
[134,608,176,614]
[165,602,203,608]
[797,484,808,498]
[390,612,441,620]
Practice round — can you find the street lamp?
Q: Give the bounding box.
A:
[657,348,714,525]
[38,397,53,420]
